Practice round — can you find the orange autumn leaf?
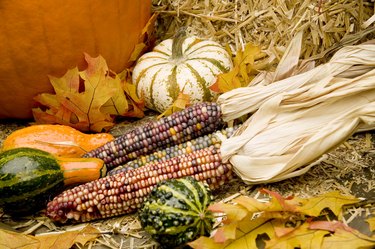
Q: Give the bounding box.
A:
[33,53,144,132]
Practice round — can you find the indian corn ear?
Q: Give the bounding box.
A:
[108,125,239,175]
[83,102,223,169]
[46,146,233,223]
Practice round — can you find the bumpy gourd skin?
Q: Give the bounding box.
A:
[138,177,214,248]
[0,148,64,215]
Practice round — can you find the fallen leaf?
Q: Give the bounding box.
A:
[296,191,360,217]
[158,92,191,118]
[320,226,375,249]
[33,54,144,132]
[210,67,241,93]
[265,222,329,249]
[366,217,375,232]
[233,190,299,215]
[210,43,264,93]
[0,229,40,249]
[188,236,225,249]
[208,202,248,224]
[36,225,100,249]
[127,13,158,66]
[308,220,354,233]
[189,190,370,249]
[188,218,274,249]
[213,222,238,243]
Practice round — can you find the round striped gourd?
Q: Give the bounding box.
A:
[0,0,151,119]
[138,176,214,248]
[132,29,233,113]
[0,148,65,215]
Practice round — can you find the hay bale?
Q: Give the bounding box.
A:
[152,0,375,67]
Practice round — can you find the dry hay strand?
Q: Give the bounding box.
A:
[152,0,375,67]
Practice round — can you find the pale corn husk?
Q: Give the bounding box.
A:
[218,42,375,122]
[219,43,375,184]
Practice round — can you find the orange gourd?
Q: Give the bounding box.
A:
[0,0,151,119]
[2,124,114,157]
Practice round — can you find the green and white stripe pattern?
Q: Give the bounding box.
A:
[138,176,214,248]
[132,36,233,113]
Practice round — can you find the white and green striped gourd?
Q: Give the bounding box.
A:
[132,29,233,113]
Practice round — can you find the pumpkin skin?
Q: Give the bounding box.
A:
[0,0,151,119]
[132,34,233,113]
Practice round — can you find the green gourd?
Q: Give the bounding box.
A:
[138,176,214,248]
[0,147,105,215]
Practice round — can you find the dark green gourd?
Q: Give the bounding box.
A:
[138,176,214,248]
[0,147,65,215]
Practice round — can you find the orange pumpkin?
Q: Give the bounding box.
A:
[0,0,151,119]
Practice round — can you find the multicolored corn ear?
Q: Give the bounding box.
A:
[46,146,233,223]
[108,125,238,175]
[83,102,224,169]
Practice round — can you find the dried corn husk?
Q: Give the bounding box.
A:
[219,42,375,184]
[218,42,375,122]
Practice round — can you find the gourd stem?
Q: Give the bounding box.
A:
[171,27,188,60]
